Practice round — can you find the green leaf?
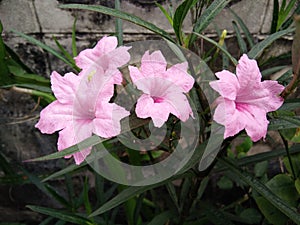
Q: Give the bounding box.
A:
[166,182,180,211]
[146,210,175,225]
[72,17,78,57]
[0,20,11,86]
[189,0,230,47]
[232,21,247,54]
[248,28,294,59]
[283,153,300,178]
[229,8,254,48]
[268,115,300,130]
[12,30,77,69]
[254,161,268,177]
[27,205,93,225]
[173,0,197,45]
[115,0,123,46]
[204,205,235,225]
[193,33,238,66]
[239,208,262,225]
[59,4,174,43]
[220,158,300,225]
[217,176,233,190]
[295,178,300,194]
[255,174,299,225]
[156,2,173,26]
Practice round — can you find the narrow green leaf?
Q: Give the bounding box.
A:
[52,36,76,67]
[45,185,72,209]
[12,30,76,69]
[42,163,84,182]
[115,0,123,46]
[0,20,11,85]
[204,205,235,225]
[189,0,230,47]
[193,33,238,66]
[60,4,174,43]
[156,2,173,26]
[220,158,300,225]
[271,0,279,33]
[229,8,254,48]
[166,182,180,211]
[232,21,247,54]
[146,210,175,225]
[27,205,93,225]
[72,17,78,57]
[83,177,93,215]
[173,0,197,44]
[248,28,294,59]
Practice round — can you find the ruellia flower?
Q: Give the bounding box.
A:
[35,67,129,165]
[209,54,284,141]
[75,36,131,84]
[35,36,132,165]
[128,50,195,127]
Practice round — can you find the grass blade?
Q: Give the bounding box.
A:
[193,33,238,66]
[60,4,174,43]
[189,0,230,47]
[27,205,93,225]
[248,28,294,59]
[229,8,254,48]
[232,21,247,54]
[12,30,75,69]
[115,0,123,46]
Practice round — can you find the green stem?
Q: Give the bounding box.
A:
[279,132,296,180]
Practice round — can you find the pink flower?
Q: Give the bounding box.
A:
[35,39,129,164]
[75,36,131,84]
[209,54,284,141]
[128,50,195,127]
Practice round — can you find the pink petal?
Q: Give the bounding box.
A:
[129,65,145,86]
[75,36,118,69]
[135,94,171,127]
[140,50,167,78]
[93,102,130,138]
[35,101,73,134]
[57,121,93,165]
[106,46,131,69]
[260,80,284,111]
[163,91,193,122]
[213,98,246,138]
[51,71,79,104]
[73,66,114,118]
[166,62,194,92]
[238,104,269,141]
[209,70,239,100]
[236,54,262,90]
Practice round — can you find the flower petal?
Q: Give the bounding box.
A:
[57,121,93,165]
[166,62,194,92]
[93,102,130,138]
[140,50,167,77]
[51,71,79,104]
[135,94,171,127]
[75,36,118,69]
[260,80,284,111]
[209,70,239,100]
[73,66,114,118]
[35,101,73,134]
[236,54,262,90]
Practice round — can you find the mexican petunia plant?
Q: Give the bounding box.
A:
[3,1,300,224]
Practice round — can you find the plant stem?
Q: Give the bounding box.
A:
[279,132,296,180]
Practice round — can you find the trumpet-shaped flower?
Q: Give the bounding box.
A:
[35,67,129,165]
[75,36,131,84]
[209,54,284,141]
[129,50,194,127]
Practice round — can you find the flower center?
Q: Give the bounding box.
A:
[152,96,164,103]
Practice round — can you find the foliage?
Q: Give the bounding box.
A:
[1,0,300,224]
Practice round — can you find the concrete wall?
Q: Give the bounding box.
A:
[0,0,287,76]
